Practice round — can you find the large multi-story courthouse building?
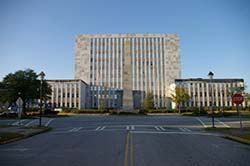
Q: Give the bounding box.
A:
[75,34,181,110]
[46,33,246,111]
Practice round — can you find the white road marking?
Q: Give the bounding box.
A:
[74,127,83,132]
[45,119,54,127]
[179,128,185,132]
[12,120,26,126]
[99,126,106,131]
[154,126,160,131]
[131,125,135,130]
[95,126,102,131]
[159,126,166,131]
[1,148,28,152]
[69,127,82,132]
[184,128,191,132]
[215,118,230,128]
[196,117,207,128]
[130,131,221,136]
[126,126,130,130]
[24,119,36,127]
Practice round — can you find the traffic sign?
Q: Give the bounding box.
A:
[232,93,244,105]
[16,97,23,107]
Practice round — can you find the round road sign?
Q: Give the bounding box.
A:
[232,93,244,105]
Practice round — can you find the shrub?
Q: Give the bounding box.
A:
[44,109,59,115]
[138,109,148,115]
[109,109,118,115]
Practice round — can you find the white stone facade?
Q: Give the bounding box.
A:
[75,34,181,110]
[47,80,89,109]
[174,78,245,109]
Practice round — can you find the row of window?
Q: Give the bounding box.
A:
[55,93,79,98]
[188,101,232,107]
[53,102,79,108]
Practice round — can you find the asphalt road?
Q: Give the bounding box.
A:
[1,115,250,166]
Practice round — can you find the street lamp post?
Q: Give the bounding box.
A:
[39,71,45,127]
[208,71,215,128]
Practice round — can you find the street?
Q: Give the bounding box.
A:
[1,115,250,166]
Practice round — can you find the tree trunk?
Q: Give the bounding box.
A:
[178,105,181,114]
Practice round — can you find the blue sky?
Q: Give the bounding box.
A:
[0,0,249,88]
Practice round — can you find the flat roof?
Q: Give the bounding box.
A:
[47,79,88,85]
[175,78,244,83]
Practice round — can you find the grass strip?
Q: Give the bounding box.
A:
[225,134,250,145]
[0,126,52,145]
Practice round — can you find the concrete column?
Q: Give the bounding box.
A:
[65,84,68,107]
[122,38,133,111]
[51,84,54,107]
[74,83,77,108]
[60,83,63,107]
[56,84,59,107]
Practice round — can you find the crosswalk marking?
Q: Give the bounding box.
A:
[154,126,160,131]
[69,127,83,132]
[159,126,166,131]
[52,125,196,134]
[126,126,135,130]
[179,128,191,132]
[154,126,166,131]
[45,119,54,127]
[12,120,26,126]
[24,119,36,127]
[215,119,230,128]
[95,126,102,131]
[95,126,106,131]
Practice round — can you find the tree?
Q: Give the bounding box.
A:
[143,92,154,110]
[171,86,190,113]
[0,69,51,113]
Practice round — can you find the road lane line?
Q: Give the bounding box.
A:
[196,117,207,128]
[45,119,54,127]
[1,148,29,152]
[124,132,130,166]
[215,118,230,128]
[130,133,133,166]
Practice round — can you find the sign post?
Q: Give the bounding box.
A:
[232,93,244,129]
[16,97,23,126]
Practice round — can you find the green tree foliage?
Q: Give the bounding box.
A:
[143,92,154,110]
[171,86,190,113]
[0,69,51,111]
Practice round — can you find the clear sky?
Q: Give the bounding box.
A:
[0,0,249,88]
